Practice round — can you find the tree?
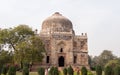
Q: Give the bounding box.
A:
[104,66,113,75]
[81,66,87,75]
[92,50,116,67]
[67,66,73,75]
[96,65,102,75]
[14,36,45,64]
[22,67,29,75]
[0,64,2,75]
[53,67,59,75]
[63,68,67,75]
[38,67,45,75]
[49,67,54,75]
[0,50,13,64]
[8,66,16,75]
[0,25,45,64]
[2,65,9,75]
[29,36,45,62]
[88,55,96,70]
[114,66,120,75]
[0,25,34,51]
[105,59,120,68]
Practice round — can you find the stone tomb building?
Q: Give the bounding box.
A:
[39,12,89,68]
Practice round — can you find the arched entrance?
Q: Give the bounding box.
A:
[58,56,64,67]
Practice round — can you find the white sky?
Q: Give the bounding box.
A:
[0,0,120,57]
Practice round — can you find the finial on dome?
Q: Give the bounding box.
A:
[55,12,60,14]
[53,12,62,16]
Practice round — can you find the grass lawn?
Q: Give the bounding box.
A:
[16,72,38,75]
[1,71,105,75]
[1,72,38,75]
[10,71,71,75]
[15,71,93,75]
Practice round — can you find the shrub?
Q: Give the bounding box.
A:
[2,65,8,75]
[90,66,96,71]
[38,67,45,75]
[81,66,87,75]
[23,62,29,68]
[15,64,20,71]
[8,66,16,75]
[67,66,73,75]
[63,68,67,75]
[21,61,23,69]
[96,65,102,75]
[88,71,94,75]
[53,67,59,75]
[0,64,3,75]
[114,66,120,75]
[104,66,112,75]
[49,67,54,75]
[22,67,29,75]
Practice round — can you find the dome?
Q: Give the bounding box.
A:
[41,12,73,33]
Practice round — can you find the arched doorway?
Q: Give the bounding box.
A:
[58,56,64,67]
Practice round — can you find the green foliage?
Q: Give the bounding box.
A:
[38,67,45,75]
[81,66,87,75]
[0,25,35,64]
[0,25,34,51]
[67,66,73,75]
[87,71,94,75]
[15,36,45,63]
[29,36,45,62]
[2,65,8,75]
[104,66,113,75]
[23,62,29,68]
[22,67,29,75]
[0,64,3,75]
[96,65,102,75]
[21,61,23,69]
[0,50,13,64]
[105,59,120,68]
[53,67,59,75]
[8,66,16,75]
[49,67,54,75]
[49,67,59,75]
[63,68,67,75]
[92,50,116,67]
[113,66,120,75]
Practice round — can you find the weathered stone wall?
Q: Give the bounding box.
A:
[39,12,89,68]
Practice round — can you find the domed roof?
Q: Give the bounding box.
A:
[41,12,73,32]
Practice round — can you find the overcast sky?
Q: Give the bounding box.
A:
[0,0,120,57]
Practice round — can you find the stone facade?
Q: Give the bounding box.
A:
[39,12,89,68]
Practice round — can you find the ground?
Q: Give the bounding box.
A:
[1,71,104,75]
[5,71,97,75]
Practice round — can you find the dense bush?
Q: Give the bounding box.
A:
[114,66,120,75]
[104,66,112,75]
[96,65,102,75]
[49,67,59,75]
[21,61,23,69]
[14,64,20,71]
[63,68,67,75]
[81,66,87,75]
[49,67,54,75]
[90,66,96,71]
[88,71,94,75]
[0,64,2,75]
[53,67,59,75]
[8,66,16,75]
[67,66,73,75]
[38,67,45,75]
[22,67,29,75]
[2,65,8,75]
[23,62,29,68]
